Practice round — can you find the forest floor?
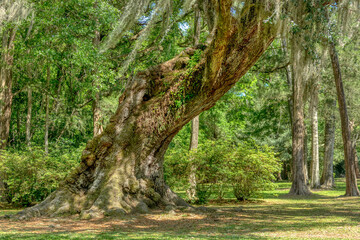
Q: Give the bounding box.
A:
[1,179,360,240]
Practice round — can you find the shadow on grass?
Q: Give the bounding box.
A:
[1,179,359,239]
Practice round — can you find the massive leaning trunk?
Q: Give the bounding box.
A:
[15,1,277,219]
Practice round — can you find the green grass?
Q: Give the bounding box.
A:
[1,179,360,239]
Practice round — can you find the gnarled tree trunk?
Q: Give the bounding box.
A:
[15,1,277,219]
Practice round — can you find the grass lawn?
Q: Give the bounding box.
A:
[1,179,360,239]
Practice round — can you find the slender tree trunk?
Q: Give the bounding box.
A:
[187,115,199,201]
[321,99,336,188]
[0,28,16,150]
[329,40,359,196]
[15,1,277,219]
[352,136,360,179]
[355,150,360,179]
[281,39,293,127]
[0,28,17,202]
[187,3,201,202]
[26,87,32,146]
[45,66,50,154]
[281,38,294,181]
[93,92,103,136]
[310,83,320,188]
[92,4,103,137]
[304,124,309,185]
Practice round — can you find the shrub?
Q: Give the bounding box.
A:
[189,140,281,202]
[228,144,281,201]
[195,184,212,204]
[0,146,82,206]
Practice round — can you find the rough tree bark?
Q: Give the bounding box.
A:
[329,40,360,196]
[288,0,313,195]
[187,3,201,202]
[15,1,277,219]
[289,32,311,195]
[310,82,320,188]
[321,99,336,188]
[288,48,311,194]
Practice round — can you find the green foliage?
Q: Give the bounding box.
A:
[0,146,82,206]
[229,144,281,200]
[195,184,212,204]
[186,49,203,71]
[165,137,281,202]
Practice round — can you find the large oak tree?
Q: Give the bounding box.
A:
[15,0,279,219]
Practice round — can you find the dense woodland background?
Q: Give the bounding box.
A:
[1,0,360,207]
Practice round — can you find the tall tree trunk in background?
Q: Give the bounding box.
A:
[26,87,32,146]
[92,2,103,137]
[281,39,293,130]
[304,125,309,185]
[329,40,359,196]
[44,66,50,154]
[281,38,294,181]
[0,27,16,202]
[187,3,201,202]
[289,38,311,195]
[321,99,336,188]
[188,115,199,201]
[93,93,103,136]
[310,83,320,188]
[354,149,360,179]
[289,1,311,195]
[352,134,360,179]
[0,28,16,150]
[15,1,277,219]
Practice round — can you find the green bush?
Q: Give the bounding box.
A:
[0,146,82,206]
[195,184,212,204]
[229,144,280,201]
[189,140,281,202]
